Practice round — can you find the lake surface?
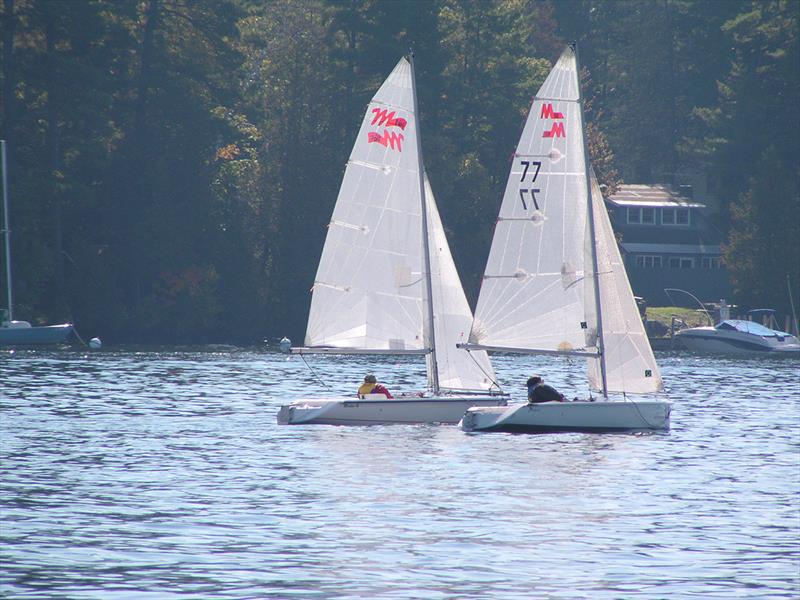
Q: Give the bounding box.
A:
[1,347,798,598]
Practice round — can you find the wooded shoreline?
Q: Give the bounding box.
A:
[1,0,797,344]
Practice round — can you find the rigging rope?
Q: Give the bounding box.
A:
[465,349,505,394]
[299,353,333,390]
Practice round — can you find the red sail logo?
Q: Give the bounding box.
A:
[368,130,404,151]
[367,107,406,151]
[371,108,407,130]
[540,103,565,138]
[540,104,564,119]
[543,122,565,138]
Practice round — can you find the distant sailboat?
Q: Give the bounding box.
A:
[458,45,670,433]
[277,54,506,425]
[0,140,75,346]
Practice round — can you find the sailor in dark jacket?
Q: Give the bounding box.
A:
[526,376,566,403]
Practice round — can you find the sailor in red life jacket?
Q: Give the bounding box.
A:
[357,374,393,399]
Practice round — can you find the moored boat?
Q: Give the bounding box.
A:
[1,140,75,347]
[674,313,800,355]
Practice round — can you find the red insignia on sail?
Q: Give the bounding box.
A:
[367,107,407,151]
[540,103,564,120]
[368,130,404,151]
[540,103,565,138]
[371,108,407,130]
[543,122,566,138]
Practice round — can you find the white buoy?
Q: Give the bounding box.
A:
[89,337,102,350]
[279,336,291,353]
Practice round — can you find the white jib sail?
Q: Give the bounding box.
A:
[305,58,426,351]
[424,175,497,392]
[587,170,663,394]
[470,47,593,353]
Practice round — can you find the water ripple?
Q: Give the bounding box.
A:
[1,348,798,598]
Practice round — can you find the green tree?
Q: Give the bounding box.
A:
[434,0,559,301]
[239,0,347,339]
[710,1,800,312]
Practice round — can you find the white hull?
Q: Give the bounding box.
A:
[460,400,670,433]
[675,327,800,355]
[278,395,507,426]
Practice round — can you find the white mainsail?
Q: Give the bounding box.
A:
[470,48,589,354]
[303,57,496,392]
[305,58,424,352]
[469,46,661,395]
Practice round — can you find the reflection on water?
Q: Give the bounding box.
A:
[1,348,798,598]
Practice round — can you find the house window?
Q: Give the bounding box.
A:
[663,207,691,226]
[701,257,721,269]
[668,257,695,269]
[627,207,641,224]
[636,255,662,268]
[642,207,655,224]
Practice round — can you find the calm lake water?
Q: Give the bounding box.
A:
[1,346,798,598]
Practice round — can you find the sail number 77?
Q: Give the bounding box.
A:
[519,160,542,210]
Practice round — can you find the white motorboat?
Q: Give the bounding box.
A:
[1,140,75,346]
[675,311,800,355]
[278,54,506,425]
[458,44,670,433]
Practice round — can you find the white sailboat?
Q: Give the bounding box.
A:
[0,139,75,346]
[458,45,670,433]
[277,55,506,425]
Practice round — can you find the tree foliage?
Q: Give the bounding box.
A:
[1,0,797,342]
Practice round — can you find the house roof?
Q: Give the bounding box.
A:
[606,184,705,208]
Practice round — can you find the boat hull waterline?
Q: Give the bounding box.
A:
[278,396,508,426]
[460,401,671,433]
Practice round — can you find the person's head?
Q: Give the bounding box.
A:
[527,376,542,387]
[364,374,377,384]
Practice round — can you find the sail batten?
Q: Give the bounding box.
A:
[536,97,580,103]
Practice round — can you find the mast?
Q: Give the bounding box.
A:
[572,43,608,398]
[1,140,12,322]
[408,50,440,394]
